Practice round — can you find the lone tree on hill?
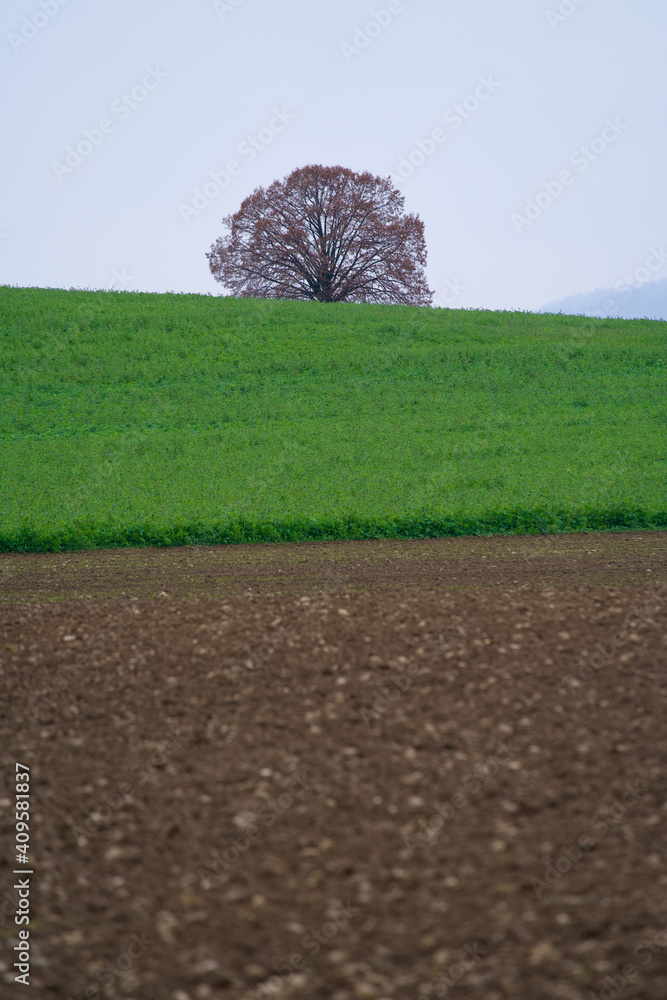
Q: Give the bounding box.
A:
[206,164,432,305]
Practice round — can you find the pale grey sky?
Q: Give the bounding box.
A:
[2,0,666,311]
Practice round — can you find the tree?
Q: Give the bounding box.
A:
[206,164,432,306]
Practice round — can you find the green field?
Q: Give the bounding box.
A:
[0,285,665,552]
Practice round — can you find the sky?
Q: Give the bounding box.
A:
[2,0,666,312]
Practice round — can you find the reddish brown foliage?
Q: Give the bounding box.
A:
[206,164,432,305]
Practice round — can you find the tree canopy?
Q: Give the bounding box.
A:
[207,164,432,306]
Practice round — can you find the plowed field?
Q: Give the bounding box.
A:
[1,532,666,1000]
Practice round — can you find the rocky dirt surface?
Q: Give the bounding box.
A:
[0,531,664,604]
[0,531,666,1000]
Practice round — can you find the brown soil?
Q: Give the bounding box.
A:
[1,531,666,1000]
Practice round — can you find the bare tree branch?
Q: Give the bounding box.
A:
[206,165,432,306]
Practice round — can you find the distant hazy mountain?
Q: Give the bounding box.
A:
[542,276,667,321]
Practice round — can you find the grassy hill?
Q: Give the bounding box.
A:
[1,285,665,552]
